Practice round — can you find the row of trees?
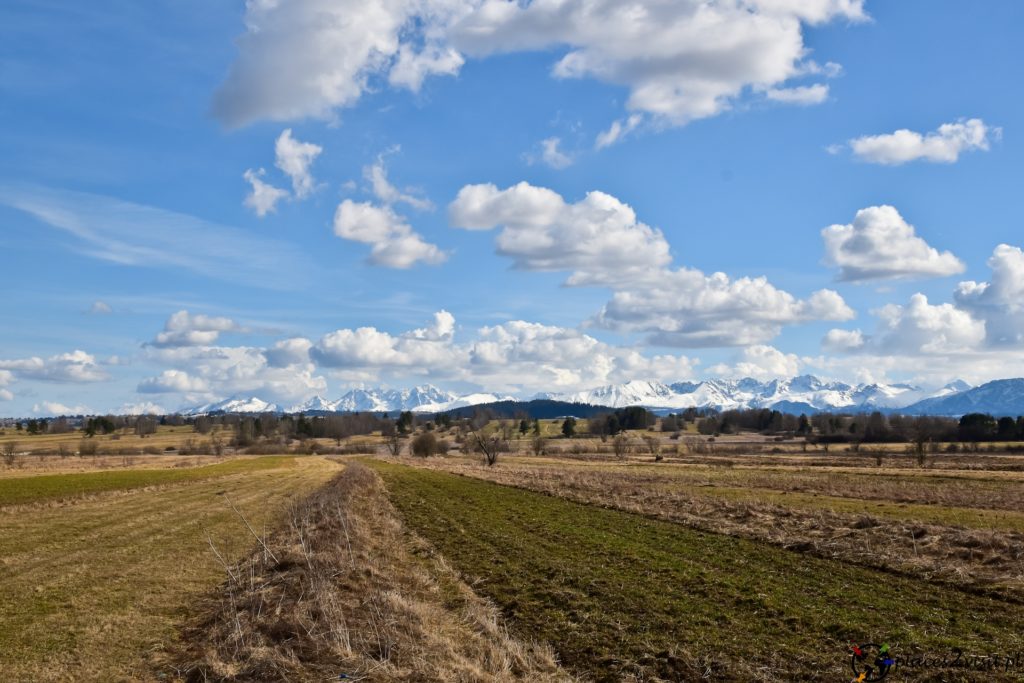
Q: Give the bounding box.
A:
[693,407,1024,445]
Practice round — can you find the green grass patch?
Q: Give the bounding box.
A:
[369,460,1024,682]
[0,456,295,507]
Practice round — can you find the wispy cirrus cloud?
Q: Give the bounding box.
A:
[0,185,318,290]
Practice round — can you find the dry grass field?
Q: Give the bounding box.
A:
[0,455,340,681]
[0,425,225,456]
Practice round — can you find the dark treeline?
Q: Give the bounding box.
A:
[221,413,389,447]
[697,408,1024,444]
[441,399,612,420]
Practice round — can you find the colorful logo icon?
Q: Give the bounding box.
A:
[851,642,894,682]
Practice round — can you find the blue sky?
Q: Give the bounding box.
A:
[1,0,1022,415]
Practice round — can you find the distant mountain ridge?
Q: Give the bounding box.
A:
[181,376,1024,418]
[899,379,1024,417]
[553,375,965,413]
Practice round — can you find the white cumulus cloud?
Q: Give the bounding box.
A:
[212,0,862,135]
[117,401,168,416]
[829,293,985,356]
[822,205,965,282]
[538,137,573,169]
[593,270,853,347]
[137,369,210,394]
[150,310,242,348]
[708,345,802,381]
[275,128,322,198]
[32,401,91,416]
[955,243,1024,345]
[265,337,315,368]
[309,311,696,393]
[145,344,328,406]
[449,181,671,286]
[0,350,109,383]
[333,200,447,268]
[388,43,465,91]
[451,180,853,346]
[364,153,434,211]
[243,168,289,217]
[821,328,865,353]
[848,118,1000,165]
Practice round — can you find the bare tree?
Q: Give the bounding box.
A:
[384,433,404,457]
[474,432,507,467]
[643,435,663,461]
[135,417,157,438]
[194,416,213,434]
[612,434,631,459]
[211,433,224,457]
[531,435,547,456]
[2,441,17,467]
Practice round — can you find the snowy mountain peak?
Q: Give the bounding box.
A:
[558,380,677,409]
[335,384,458,413]
[288,395,340,413]
[184,396,281,415]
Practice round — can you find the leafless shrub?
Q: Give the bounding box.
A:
[2,441,17,467]
[78,439,99,457]
[384,433,404,456]
[612,434,631,459]
[411,431,439,457]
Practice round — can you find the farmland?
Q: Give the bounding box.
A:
[2,419,1024,681]
[0,455,339,681]
[369,457,1024,681]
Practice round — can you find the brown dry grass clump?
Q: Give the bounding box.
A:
[173,462,571,682]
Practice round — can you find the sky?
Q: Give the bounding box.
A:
[1,0,1022,416]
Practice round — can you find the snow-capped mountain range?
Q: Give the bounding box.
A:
[181,376,1024,417]
[554,377,973,413]
[183,386,515,416]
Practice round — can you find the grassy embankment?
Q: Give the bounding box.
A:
[175,462,570,682]
[370,459,1024,682]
